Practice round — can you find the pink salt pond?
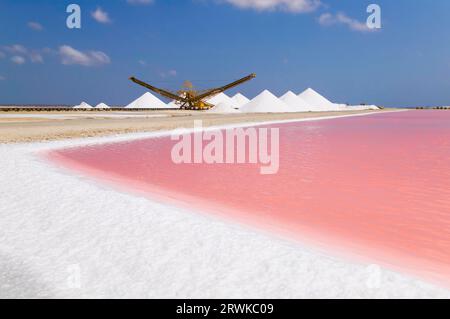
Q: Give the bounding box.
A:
[47,111,450,286]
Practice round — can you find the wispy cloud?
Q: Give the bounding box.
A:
[318,12,372,32]
[221,0,321,13]
[91,7,112,24]
[29,52,44,63]
[2,44,109,66]
[127,0,154,5]
[11,56,26,65]
[160,70,177,78]
[28,21,44,31]
[4,44,28,55]
[2,45,46,64]
[59,45,111,66]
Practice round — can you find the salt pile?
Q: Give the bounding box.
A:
[240,90,291,113]
[206,92,235,107]
[205,92,237,110]
[297,89,380,111]
[298,88,339,111]
[126,92,167,109]
[166,100,181,109]
[207,102,241,114]
[345,104,380,111]
[280,91,311,112]
[73,102,93,109]
[231,93,250,109]
[95,103,110,109]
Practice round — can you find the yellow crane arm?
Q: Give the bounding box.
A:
[191,73,256,102]
[129,77,185,102]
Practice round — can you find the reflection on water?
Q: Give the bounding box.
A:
[48,111,450,285]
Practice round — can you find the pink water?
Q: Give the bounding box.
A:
[48,111,450,285]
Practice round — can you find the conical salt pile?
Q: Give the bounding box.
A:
[207,102,241,114]
[126,92,167,109]
[231,93,250,109]
[73,101,93,109]
[206,92,235,107]
[298,88,339,111]
[95,102,110,109]
[166,100,181,109]
[240,90,291,113]
[280,91,311,112]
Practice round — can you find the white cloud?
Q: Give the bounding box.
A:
[2,45,47,64]
[11,56,26,65]
[318,12,372,32]
[127,0,154,5]
[222,0,321,13]
[91,7,112,24]
[59,45,111,66]
[4,44,28,55]
[2,44,109,66]
[28,21,44,31]
[30,52,44,63]
[160,70,177,78]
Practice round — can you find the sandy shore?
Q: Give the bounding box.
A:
[0,109,392,143]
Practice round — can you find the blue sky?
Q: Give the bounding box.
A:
[0,0,449,107]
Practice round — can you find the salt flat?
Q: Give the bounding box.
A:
[0,109,385,143]
[0,111,449,298]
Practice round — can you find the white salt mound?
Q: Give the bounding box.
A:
[280,91,311,112]
[126,92,167,109]
[206,92,235,107]
[73,102,93,109]
[345,104,380,111]
[240,90,291,113]
[166,100,181,109]
[95,103,110,109]
[207,102,241,114]
[231,93,250,109]
[298,88,339,111]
